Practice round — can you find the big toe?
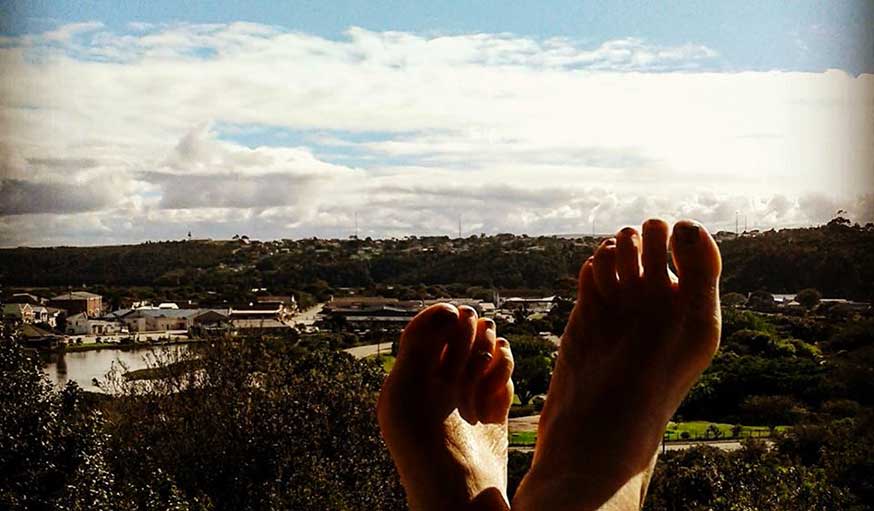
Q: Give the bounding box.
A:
[670,220,723,351]
[670,220,722,296]
[395,303,460,375]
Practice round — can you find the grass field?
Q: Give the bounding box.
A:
[368,354,396,372]
[510,431,537,446]
[508,421,790,446]
[663,421,789,441]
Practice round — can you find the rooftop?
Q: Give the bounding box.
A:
[51,291,101,300]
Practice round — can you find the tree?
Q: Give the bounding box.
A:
[645,442,852,510]
[102,340,406,511]
[0,342,118,510]
[513,355,553,406]
[721,292,748,308]
[747,290,776,312]
[705,423,724,439]
[740,395,807,425]
[795,288,822,309]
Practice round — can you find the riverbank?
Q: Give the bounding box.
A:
[62,338,200,353]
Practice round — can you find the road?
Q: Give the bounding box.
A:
[344,342,390,358]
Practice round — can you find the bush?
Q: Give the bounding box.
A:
[795,288,822,309]
[0,342,118,510]
[103,340,405,511]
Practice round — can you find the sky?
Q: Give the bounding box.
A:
[0,1,872,246]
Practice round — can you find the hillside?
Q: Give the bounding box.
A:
[2,222,873,301]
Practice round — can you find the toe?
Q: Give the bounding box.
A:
[576,256,599,304]
[477,337,515,424]
[593,238,619,300]
[397,303,460,373]
[438,305,478,382]
[642,218,670,288]
[615,227,642,288]
[458,318,497,423]
[670,220,722,300]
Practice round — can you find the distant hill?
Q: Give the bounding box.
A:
[1,223,872,301]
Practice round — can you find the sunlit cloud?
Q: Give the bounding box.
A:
[0,22,872,246]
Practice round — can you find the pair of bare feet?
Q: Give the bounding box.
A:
[377,219,722,510]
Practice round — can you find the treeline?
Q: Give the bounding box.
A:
[2,222,873,300]
[720,222,874,300]
[0,241,239,286]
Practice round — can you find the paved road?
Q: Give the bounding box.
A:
[344,342,391,359]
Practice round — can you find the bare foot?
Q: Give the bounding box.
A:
[513,219,722,510]
[377,304,515,511]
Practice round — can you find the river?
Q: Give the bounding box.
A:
[41,345,191,392]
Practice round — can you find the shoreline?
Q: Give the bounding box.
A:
[60,338,201,353]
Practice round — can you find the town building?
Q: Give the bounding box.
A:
[48,291,103,316]
[65,313,125,336]
[119,308,201,332]
[7,293,46,305]
[3,303,35,324]
[21,324,63,349]
[30,306,63,328]
[500,296,556,313]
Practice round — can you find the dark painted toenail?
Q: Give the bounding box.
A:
[484,318,496,330]
[620,227,637,236]
[603,238,616,246]
[675,224,700,245]
[430,304,458,324]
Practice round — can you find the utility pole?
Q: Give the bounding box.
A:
[744,215,748,234]
[354,212,359,239]
[458,215,462,239]
[735,211,739,236]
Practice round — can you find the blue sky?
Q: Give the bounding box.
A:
[0,2,872,246]
[3,0,872,74]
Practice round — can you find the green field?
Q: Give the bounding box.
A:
[508,421,790,446]
[509,431,537,446]
[367,354,396,373]
[664,421,789,441]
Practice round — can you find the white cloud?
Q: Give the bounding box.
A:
[0,22,872,246]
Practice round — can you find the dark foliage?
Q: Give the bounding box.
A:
[0,341,406,511]
[0,342,116,511]
[4,224,874,301]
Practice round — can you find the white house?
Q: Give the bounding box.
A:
[30,306,62,328]
[65,313,124,336]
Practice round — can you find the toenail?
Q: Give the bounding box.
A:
[475,349,493,361]
[619,227,636,236]
[484,318,496,330]
[430,304,459,323]
[675,223,700,245]
[603,238,616,246]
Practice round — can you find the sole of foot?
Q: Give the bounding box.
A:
[377,303,515,511]
[514,219,722,511]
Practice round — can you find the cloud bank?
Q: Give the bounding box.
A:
[0,22,872,246]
